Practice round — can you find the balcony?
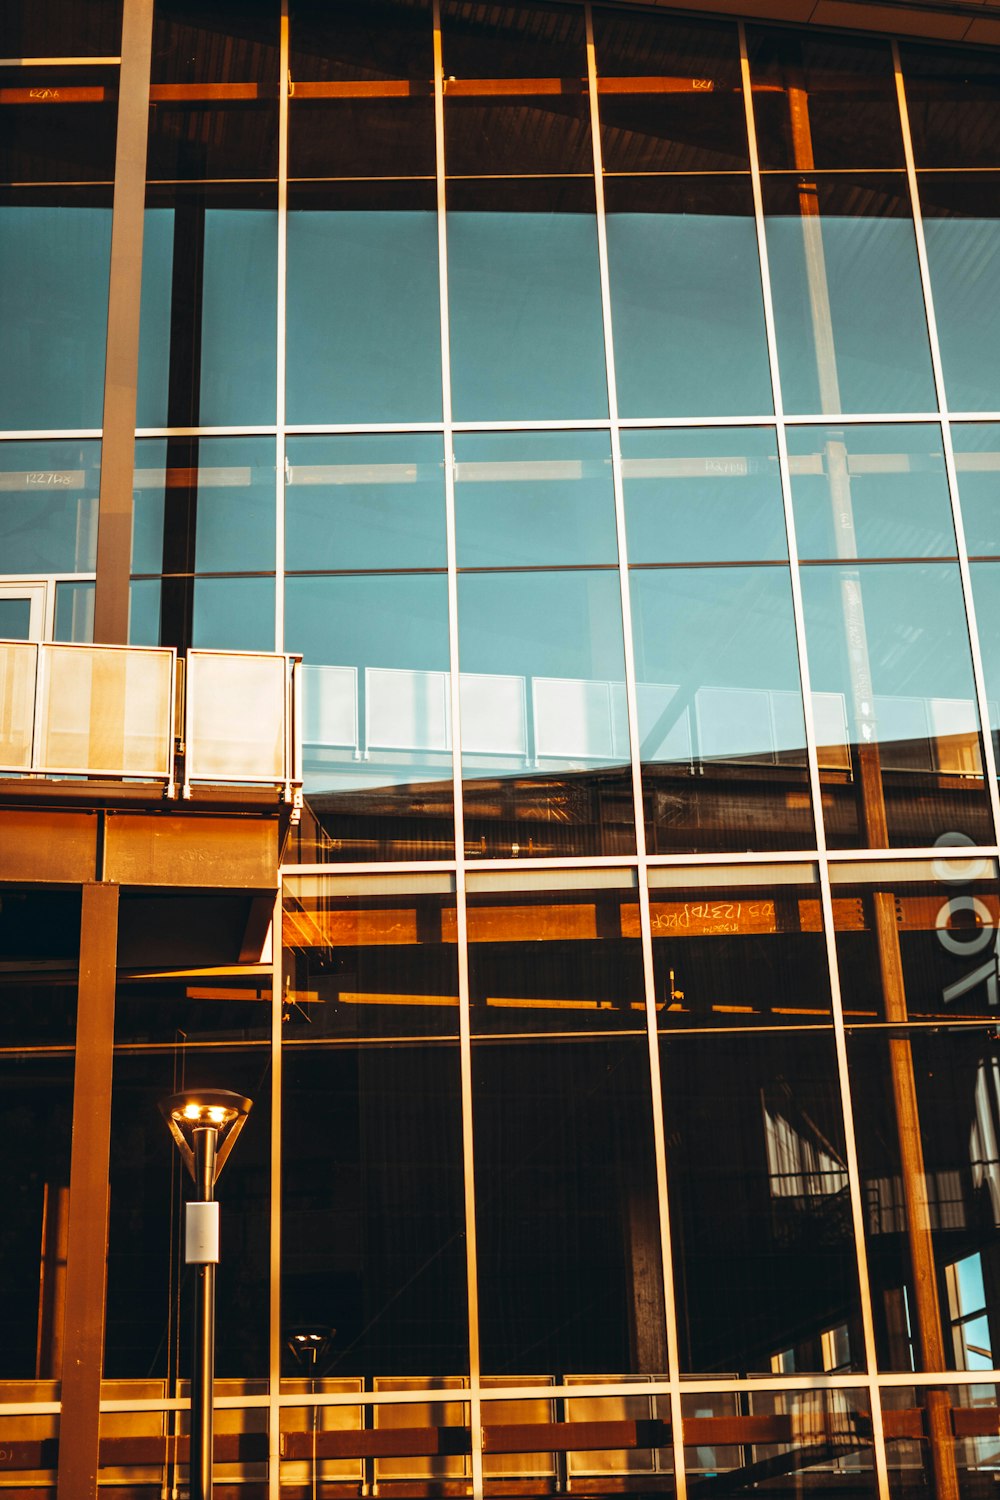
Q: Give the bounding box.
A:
[0,640,302,803]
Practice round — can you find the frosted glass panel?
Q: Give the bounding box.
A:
[36,646,173,777]
[0,642,38,771]
[186,651,285,783]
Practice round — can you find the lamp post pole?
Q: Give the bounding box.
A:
[191,1123,219,1500]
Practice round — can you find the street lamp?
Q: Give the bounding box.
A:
[159,1089,252,1500]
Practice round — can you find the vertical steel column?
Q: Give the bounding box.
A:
[94,0,154,645]
[57,881,120,1500]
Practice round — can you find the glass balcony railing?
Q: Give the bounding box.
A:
[0,640,302,800]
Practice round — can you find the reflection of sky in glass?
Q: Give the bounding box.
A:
[925,218,1000,412]
[286,211,442,423]
[954,426,1000,557]
[0,206,112,429]
[606,212,772,417]
[0,439,101,574]
[455,430,616,567]
[622,427,785,563]
[630,566,805,764]
[131,437,276,574]
[448,212,608,420]
[139,209,277,427]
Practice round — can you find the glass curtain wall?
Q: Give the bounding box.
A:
[9,2,1000,1498]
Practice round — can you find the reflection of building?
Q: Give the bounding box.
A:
[8,0,1000,1495]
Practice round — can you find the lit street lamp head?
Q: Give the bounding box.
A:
[159,1088,252,1186]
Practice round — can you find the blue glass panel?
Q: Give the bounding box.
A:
[0,599,31,639]
[285,434,446,572]
[801,562,992,847]
[605,176,772,418]
[455,431,616,568]
[54,580,94,642]
[137,199,277,428]
[764,175,936,416]
[447,180,608,422]
[0,440,100,572]
[954,425,1000,557]
[131,437,276,575]
[0,201,111,430]
[128,579,161,647]
[622,427,785,563]
[970,561,1000,769]
[286,185,442,424]
[192,578,274,651]
[630,564,812,853]
[787,424,954,559]
[921,175,1000,413]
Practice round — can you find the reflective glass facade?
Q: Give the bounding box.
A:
[6,1,1000,1496]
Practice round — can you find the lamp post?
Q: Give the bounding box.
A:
[286,1327,335,1500]
[159,1089,252,1500]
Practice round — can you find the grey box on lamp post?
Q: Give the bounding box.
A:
[159,1090,253,1500]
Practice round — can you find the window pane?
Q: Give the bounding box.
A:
[920,174,1000,414]
[0,0,122,56]
[901,41,1000,169]
[622,427,785,563]
[605,175,771,419]
[787,424,955,560]
[459,569,634,859]
[286,434,446,573]
[192,577,274,652]
[138,188,277,428]
[282,875,468,1382]
[685,1389,876,1493]
[800,562,992,848]
[454,431,616,568]
[0,64,117,183]
[832,860,1000,1025]
[884,1383,1000,1496]
[285,574,453,862]
[286,182,442,424]
[748,28,903,170]
[54,581,94,642]
[969,562,1000,779]
[447,179,608,422]
[594,8,747,173]
[649,866,832,1029]
[763,174,935,417]
[132,437,276,576]
[849,1027,1000,1372]
[0,440,100,573]
[955,426,1000,558]
[630,565,813,854]
[664,1031,863,1374]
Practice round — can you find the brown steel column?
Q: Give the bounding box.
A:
[57,882,120,1500]
[94,0,154,646]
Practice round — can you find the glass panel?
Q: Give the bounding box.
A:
[0,190,112,430]
[684,1389,876,1494]
[605,176,772,419]
[54,580,94,642]
[0,64,117,183]
[447,179,608,422]
[748,27,904,170]
[901,41,1000,168]
[763,174,935,417]
[466,875,643,1037]
[137,187,277,428]
[192,578,274,652]
[282,876,467,1382]
[0,440,100,573]
[278,1392,364,1494]
[955,426,1000,558]
[664,1032,863,1374]
[0,1056,74,1383]
[800,562,992,848]
[458,569,633,859]
[105,1045,270,1378]
[99,1405,268,1491]
[920,174,1000,414]
[832,858,1000,1025]
[0,0,122,56]
[185,651,285,785]
[132,437,276,577]
[0,1413,59,1486]
[0,600,32,641]
[474,1035,664,1376]
[649,866,832,1029]
[286,182,442,424]
[884,1383,1000,1498]
[35,644,173,778]
[848,1027,1000,1373]
[285,434,446,573]
[787,424,955,560]
[630,565,813,854]
[594,8,746,173]
[442,0,590,177]
[285,574,453,862]
[970,562,1000,778]
[454,431,616,568]
[621,426,785,563]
